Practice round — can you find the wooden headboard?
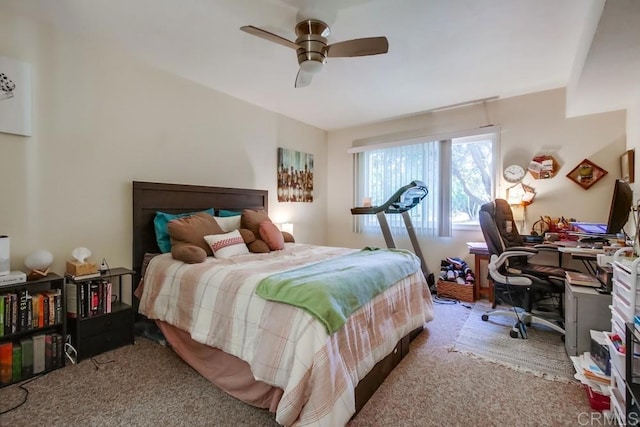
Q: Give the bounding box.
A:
[132,181,268,286]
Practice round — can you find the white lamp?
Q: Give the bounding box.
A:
[281,223,294,235]
[24,249,54,280]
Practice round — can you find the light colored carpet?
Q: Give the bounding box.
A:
[451,301,575,382]
[0,300,594,426]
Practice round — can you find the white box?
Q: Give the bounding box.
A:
[0,270,26,287]
[0,235,9,276]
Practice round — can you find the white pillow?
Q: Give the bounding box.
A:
[214,215,242,232]
[203,230,249,259]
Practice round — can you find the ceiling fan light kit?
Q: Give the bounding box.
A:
[240,18,388,88]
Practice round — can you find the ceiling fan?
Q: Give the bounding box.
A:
[240,19,388,88]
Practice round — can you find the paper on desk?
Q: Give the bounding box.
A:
[570,353,611,391]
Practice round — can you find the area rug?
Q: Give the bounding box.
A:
[450,301,576,383]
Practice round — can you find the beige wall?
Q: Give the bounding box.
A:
[0,12,327,294]
[326,89,626,276]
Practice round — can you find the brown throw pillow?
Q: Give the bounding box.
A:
[241,209,272,237]
[168,212,224,256]
[282,231,295,243]
[247,239,270,253]
[171,244,207,264]
[259,221,285,251]
[238,228,257,244]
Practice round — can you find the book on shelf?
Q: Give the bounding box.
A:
[0,271,27,287]
[52,333,63,369]
[565,271,601,287]
[32,334,45,374]
[0,295,4,337]
[64,272,101,281]
[31,293,41,328]
[44,334,53,371]
[65,282,78,318]
[18,289,29,331]
[10,293,17,334]
[3,293,11,336]
[20,337,33,378]
[0,341,12,385]
[12,341,21,382]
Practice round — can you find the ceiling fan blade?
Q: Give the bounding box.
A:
[240,25,299,50]
[295,68,314,88]
[327,36,389,57]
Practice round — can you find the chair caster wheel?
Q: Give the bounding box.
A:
[510,329,520,338]
[481,314,489,321]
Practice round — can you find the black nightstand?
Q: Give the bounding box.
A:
[65,267,135,361]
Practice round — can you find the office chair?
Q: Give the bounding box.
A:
[479,199,566,339]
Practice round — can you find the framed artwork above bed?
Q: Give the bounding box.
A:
[277,147,314,202]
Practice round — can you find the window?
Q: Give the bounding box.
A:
[353,129,496,237]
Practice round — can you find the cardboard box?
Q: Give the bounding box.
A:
[66,260,97,277]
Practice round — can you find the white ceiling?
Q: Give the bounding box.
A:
[1,0,637,131]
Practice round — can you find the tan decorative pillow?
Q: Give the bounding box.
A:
[168,212,224,256]
[282,231,295,243]
[171,244,207,264]
[238,228,256,244]
[247,239,270,253]
[259,221,285,250]
[241,209,272,237]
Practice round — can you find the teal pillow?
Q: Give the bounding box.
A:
[154,208,214,253]
[217,210,241,217]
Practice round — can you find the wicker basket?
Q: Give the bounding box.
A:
[436,279,475,302]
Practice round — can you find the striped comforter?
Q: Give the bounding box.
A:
[138,243,434,426]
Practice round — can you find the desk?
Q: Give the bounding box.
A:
[466,242,493,302]
[556,246,602,275]
[564,283,611,356]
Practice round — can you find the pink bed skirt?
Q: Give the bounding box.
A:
[156,320,284,413]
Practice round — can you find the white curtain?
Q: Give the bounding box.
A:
[355,140,441,236]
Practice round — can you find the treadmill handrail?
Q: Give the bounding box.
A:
[351,180,428,215]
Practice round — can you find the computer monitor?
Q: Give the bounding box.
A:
[606,179,633,235]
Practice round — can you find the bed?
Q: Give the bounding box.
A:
[132,181,434,426]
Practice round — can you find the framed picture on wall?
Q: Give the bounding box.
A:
[621,149,635,183]
[277,147,314,202]
[0,56,32,136]
[566,158,608,190]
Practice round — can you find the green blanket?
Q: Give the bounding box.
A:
[255,247,420,334]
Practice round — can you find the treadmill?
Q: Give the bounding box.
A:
[351,180,432,281]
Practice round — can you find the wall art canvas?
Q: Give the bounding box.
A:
[277,147,314,202]
[0,56,32,136]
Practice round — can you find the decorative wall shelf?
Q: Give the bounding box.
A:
[566,158,608,190]
[527,155,558,179]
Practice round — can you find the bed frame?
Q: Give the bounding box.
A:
[131,180,421,417]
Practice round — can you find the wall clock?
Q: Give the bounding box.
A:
[503,164,526,183]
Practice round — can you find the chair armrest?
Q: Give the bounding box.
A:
[488,253,533,286]
[533,244,561,252]
[504,246,538,255]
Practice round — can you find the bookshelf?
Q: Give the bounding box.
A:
[65,267,135,361]
[0,273,66,388]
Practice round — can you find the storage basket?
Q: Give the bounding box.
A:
[583,385,610,411]
[436,279,474,302]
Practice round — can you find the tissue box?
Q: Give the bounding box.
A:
[66,260,97,276]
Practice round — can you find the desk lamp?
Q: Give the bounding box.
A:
[506,183,536,231]
[506,182,536,206]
